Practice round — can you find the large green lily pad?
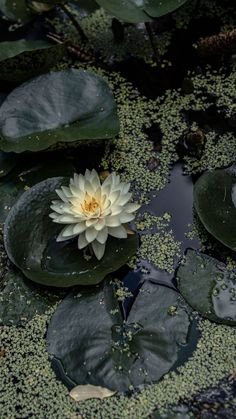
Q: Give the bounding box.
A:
[47,279,190,391]
[0,40,66,82]
[95,0,189,23]
[194,167,236,251]
[0,270,60,326]
[0,157,74,223]
[4,177,138,287]
[177,249,236,325]
[0,69,119,152]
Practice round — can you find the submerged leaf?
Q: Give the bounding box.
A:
[70,384,116,402]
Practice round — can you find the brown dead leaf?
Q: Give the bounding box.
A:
[70,384,116,402]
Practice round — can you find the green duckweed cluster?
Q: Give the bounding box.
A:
[0,310,235,418]
[135,212,181,274]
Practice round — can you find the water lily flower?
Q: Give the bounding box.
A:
[50,169,140,260]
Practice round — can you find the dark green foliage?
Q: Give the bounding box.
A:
[47,279,190,391]
[177,249,236,325]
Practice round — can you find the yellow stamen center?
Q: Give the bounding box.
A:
[81,196,99,214]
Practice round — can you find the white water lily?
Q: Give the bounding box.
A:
[49,169,140,260]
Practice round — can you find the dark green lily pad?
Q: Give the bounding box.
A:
[4,177,138,287]
[194,167,236,251]
[0,157,74,223]
[0,270,60,326]
[47,279,190,392]
[0,151,18,178]
[0,69,119,152]
[96,0,189,23]
[0,40,66,82]
[177,249,236,325]
[0,0,32,23]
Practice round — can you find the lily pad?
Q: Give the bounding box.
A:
[0,40,66,82]
[95,0,189,23]
[194,167,236,251]
[0,157,74,223]
[0,69,119,152]
[4,177,138,287]
[0,270,60,326]
[47,279,190,392]
[0,0,32,23]
[177,249,236,325]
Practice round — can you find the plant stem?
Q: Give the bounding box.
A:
[145,22,159,64]
[60,3,87,43]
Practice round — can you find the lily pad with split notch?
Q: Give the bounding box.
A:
[4,177,138,287]
[177,249,236,325]
[47,279,190,392]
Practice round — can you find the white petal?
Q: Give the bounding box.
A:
[78,233,88,249]
[84,180,96,196]
[55,189,68,203]
[110,205,123,216]
[55,215,79,224]
[105,215,121,227]
[73,222,86,234]
[109,190,120,205]
[91,169,101,189]
[119,212,135,223]
[57,226,78,242]
[92,240,106,260]
[96,227,108,244]
[94,218,105,231]
[85,227,98,243]
[124,203,140,213]
[61,186,72,198]
[117,193,132,206]
[69,184,84,199]
[108,225,127,239]
[85,219,98,227]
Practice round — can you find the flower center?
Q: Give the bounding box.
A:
[81,196,100,215]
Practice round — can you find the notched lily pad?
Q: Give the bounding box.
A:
[0,270,59,326]
[96,0,189,23]
[0,40,66,82]
[47,279,190,392]
[177,249,236,325]
[194,167,236,251]
[4,177,138,287]
[0,69,119,152]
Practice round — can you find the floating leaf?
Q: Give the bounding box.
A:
[194,167,236,251]
[70,384,116,402]
[0,157,74,223]
[0,40,66,82]
[4,177,138,287]
[47,279,190,391]
[0,0,32,23]
[177,249,236,325]
[0,69,119,152]
[95,0,189,23]
[0,271,60,326]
